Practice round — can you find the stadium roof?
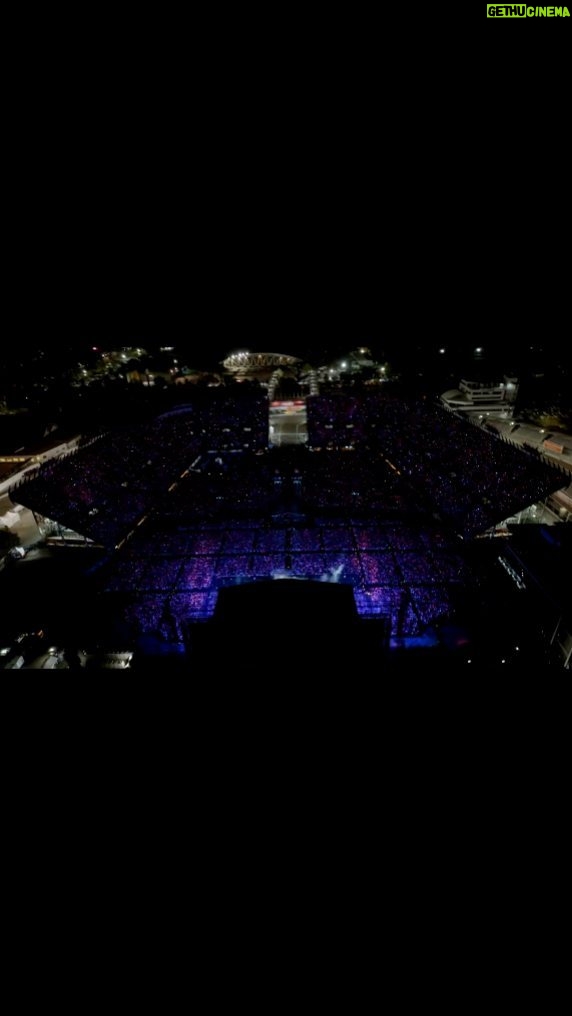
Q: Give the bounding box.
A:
[223,351,301,372]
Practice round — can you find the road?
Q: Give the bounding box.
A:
[479,415,572,470]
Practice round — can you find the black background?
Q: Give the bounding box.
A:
[4,7,568,367]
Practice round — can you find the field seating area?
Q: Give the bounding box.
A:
[11,386,567,652]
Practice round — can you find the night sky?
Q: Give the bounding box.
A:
[9,248,566,375]
[5,7,567,376]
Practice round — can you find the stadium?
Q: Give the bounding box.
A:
[222,350,301,377]
[3,378,571,671]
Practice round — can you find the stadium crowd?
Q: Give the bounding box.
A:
[11,383,564,650]
[306,391,565,536]
[13,392,268,544]
[97,514,470,644]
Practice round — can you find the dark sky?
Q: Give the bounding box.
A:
[9,269,566,376]
[6,11,567,374]
[11,232,566,373]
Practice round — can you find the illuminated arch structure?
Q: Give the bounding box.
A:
[223,351,302,375]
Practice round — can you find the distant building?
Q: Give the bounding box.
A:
[102,347,147,366]
[441,376,519,412]
[223,352,301,381]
